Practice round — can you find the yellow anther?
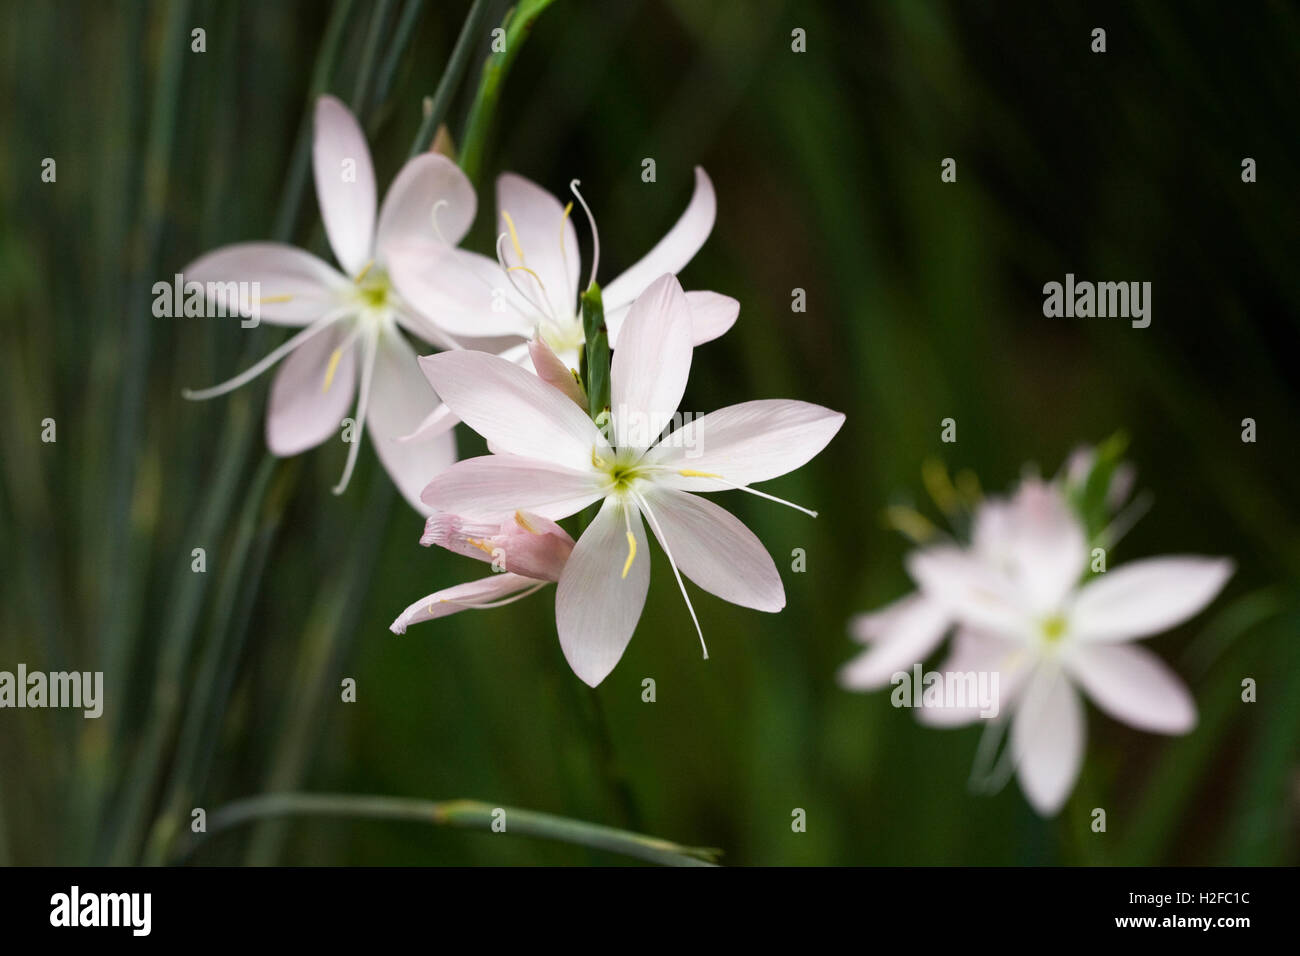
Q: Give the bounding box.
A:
[354,260,375,284]
[922,458,960,515]
[507,264,545,289]
[255,294,294,304]
[591,447,608,469]
[466,536,495,556]
[955,468,983,507]
[560,201,573,247]
[322,348,344,393]
[678,468,723,479]
[501,210,525,262]
[621,530,637,579]
[883,505,938,544]
[514,511,538,534]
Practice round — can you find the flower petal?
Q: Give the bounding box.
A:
[390,572,544,633]
[602,167,716,312]
[419,349,604,470]
[555,497,650,686]
[366,330,458,515]
[312,95,376,277]
[915,628,1033,726]
[265,320,357,456]
[640,487,784,612]
[606,290,738,348]
[1064,642,1196,733]
[182,242,346,326]
[387,239,533,339]
[529,336,587,408]
[496,172,581,316]
[838,593,950,691]
[422,510,573,582]
[1011,664,1085,816]
[905,546,1029,636]
[610,274,693,453]
[421,455,605,521]
[971,479,1089,615]
[647,400,845,491]
[376,153,476,254]
[1069,556,1233,642]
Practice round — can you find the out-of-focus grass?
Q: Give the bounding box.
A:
[0,0,1296,865]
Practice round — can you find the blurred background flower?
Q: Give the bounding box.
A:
[0,0,1296,865]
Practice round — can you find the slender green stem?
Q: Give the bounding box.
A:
[182,793,720,866]
[372,0,427,117]
[409,0,491,157]
[458,0,560,182]
[351,0,397,112]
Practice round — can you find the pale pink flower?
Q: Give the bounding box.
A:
[390,510,574,633]
[417,273,844,686]
[843,478,1232,816]
[181,95,474,512]
[387,168,738,443]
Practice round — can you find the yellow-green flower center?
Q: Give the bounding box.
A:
[1040,614,1068,643]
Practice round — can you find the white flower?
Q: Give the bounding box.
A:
[385,167,738,443]
[842,478,1232,816]
[181,95,475,513]
[417,273,844,686]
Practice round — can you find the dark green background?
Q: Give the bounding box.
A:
[1,0,1297,865]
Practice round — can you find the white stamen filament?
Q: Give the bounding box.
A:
[569,179,599,290]
[631,490,707,660]
[181,307,350,401]
[332,326,380,496]
[427,582,546,614]
[496,232,555,321]
[652,466,820,518]
[430,199,450,245]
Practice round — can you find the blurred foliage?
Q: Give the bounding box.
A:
[0,0,1296,865]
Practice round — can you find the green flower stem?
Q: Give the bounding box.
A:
[351,0,397,112]
[409,0,492,158]
[183,793,720,867]
[458,0,560,182]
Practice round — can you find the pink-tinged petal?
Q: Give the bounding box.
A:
[366,330,458,515]
[648,399,845,491]
[529,336,587,409]
[390,572,544,633]
[398,399,459,444]
[915,628,1033,726]
[387,239,533,339]
[905,546,1029,636]
[1069,556,1233,643]
[419,349,604,470]
[496,172,581,314]
[602,167,716,312]
[312,95,376,277]
[265,321,357,456]
[422,510,573,582]
[606,289,738,348]
[421,455,604,521]
[639,488,784,612]
[1064,642,1196,733]
[971,479,1089,615]
[838,594,951,691]
[376,153,476,254]
[610,274,693,453]
[556,497,650,686]
[1011,665,1085,816]
[183,242,346,326]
